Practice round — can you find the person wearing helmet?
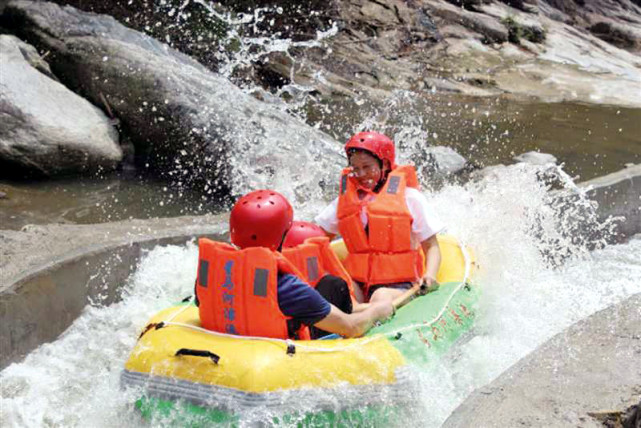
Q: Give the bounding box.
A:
[281,221,371,338]
[315,132,444,305]
[195,190,393,340]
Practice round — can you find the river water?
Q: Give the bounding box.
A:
[1,96,639,230]
[2,4,641,426]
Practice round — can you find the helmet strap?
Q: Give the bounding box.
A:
[276,228,291,252]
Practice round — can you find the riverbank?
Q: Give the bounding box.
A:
[444,290,641,427]
[0,215,228,369]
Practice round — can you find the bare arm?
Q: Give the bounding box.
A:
[313,301,393,338]
[420,234,441,287]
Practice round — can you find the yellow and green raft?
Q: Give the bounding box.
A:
[121,234,478,424]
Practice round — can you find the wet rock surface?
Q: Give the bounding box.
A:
[579,164,641,242]
[216,0,641,107]
[35,0,641,109]
[1,1,343,198]
[0,214,228,289]
[414,145,469,182]
[0,35,122,178]
[444,291,641,427]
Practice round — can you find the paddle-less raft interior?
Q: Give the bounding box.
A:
[121,234,478,423]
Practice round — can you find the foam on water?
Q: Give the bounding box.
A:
[2,164,640,427]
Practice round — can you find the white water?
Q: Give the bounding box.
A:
[2,163,640,427]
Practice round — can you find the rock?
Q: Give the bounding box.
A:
[423,0,509,43]
[248,0,444,101]
[49,0,232,72]
[416,145,468,178]
[589,21,639,51]
[541,0,641,53]
[0,35,122,178]
[9,35,55,79]
[1,1,343,198]
[444,293,641,427]
[513,151,557,165]
[426,146,468,174]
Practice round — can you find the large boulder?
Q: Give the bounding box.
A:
[0,35,122,177]
[1,1,343,199]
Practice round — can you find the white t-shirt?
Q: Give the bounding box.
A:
[314,187,444,249]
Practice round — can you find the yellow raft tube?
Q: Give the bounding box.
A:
[121,234,476,413]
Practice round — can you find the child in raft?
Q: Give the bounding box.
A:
[315,131,444,304]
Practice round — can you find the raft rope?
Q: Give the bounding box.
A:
[158,238,473,354]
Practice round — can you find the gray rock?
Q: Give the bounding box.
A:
[444,293,641,427]
[422,145,468,175]
[9,34,55,79]
[0,35,122,177]
[513,150,557,165]
[2,1,342,198]
[423,0,509,43]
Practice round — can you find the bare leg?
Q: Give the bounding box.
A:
[369,287,405,304]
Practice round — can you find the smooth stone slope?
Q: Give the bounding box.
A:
[0,35,121,177]
[0,214,228,370]
[444,292,641,427]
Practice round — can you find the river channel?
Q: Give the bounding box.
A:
[2,159,641,426]
[1,94,639,231]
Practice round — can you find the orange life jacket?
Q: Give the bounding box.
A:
[195,238,311,340]
[281,236,355,299]
[337,165,424,292]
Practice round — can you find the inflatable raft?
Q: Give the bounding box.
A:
[121,234,478,424]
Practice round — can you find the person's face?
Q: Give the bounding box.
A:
[349,151,385,190]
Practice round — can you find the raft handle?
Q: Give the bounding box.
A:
[286,342,296,356]
[175,348,220,364]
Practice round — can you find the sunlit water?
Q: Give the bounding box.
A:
[2,163,640,427]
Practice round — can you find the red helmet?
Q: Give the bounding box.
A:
[345,132,395,167]
[230,190,293,250]
[282,221,326,248]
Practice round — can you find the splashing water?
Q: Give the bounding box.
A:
[2,163,640,427]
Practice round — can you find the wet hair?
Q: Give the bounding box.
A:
[347,148,383,168]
